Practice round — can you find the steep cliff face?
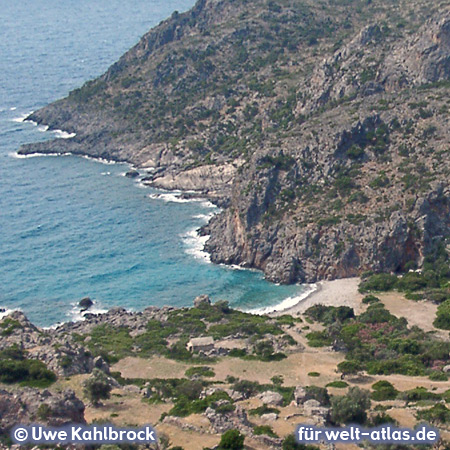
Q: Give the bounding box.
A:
[20,0,449,283]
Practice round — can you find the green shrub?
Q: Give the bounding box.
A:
[326,381,349,388]
[416,404,450,424]
[36,404,52,420]
[228,348,247,358]
[249,405,280,416]
[308,372,320,377]
[330,387,371,425]
[346,145,365,159]
[428,371,448,381]
[0,348,56,388]
[305,386,330,406]
[362,295,380,305]
[400,387,441,403]
[232,380,259,398]
[282,434,319,449]
[0,318,22,336]
[396,272,428,292]
[185,366,215,378]
[371,380,398,401]
[359,274,398,293]
[358,303,397,324]
[368,412,397,426]
[305,305,354,325]
[83,369,112,406]
[218,429,245,450]
[434,300,450,330]
[306,331,332,347]
[253,425,278,437]
[86,324,133,363]
[337,360,361,375]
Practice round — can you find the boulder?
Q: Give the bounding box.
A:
[261,413,278,421]
[205,405,251,434]
[194,294,211,308]
[79,297,93,311]
[443,365,450,373]
[93,356,110,374]
[303,399,330,423]
[125,170,139,178]
[294,386,307,405]
[257,390,283,406]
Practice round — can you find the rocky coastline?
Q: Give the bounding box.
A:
[17,0,450,285]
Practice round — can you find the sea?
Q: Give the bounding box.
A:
[0,0,312,327]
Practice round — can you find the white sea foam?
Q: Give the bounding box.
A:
[12,111,33,123]
[0,307,20,320]
[193,212,216,222]
[67,301,108,323]
[181,229,211,263]
[80,154,118,165]
[10,107,17,111]
[101,171,111,176]
[52,129,76,139]
[148,191,217,208]
[247,283,317,315]
[9,151,71,159]
[37,125,49,132]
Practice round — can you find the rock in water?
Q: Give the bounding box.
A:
[79,297,93,311]
[125,170,139,178]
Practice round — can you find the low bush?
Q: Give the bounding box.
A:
[434,300,450,330]
[400,387,441,403]
[416,403,450,424]
[185,366,215,378]
[362,295,380,304]
[0,347,56,388]
[330,387,371,425]
[326,381,349,389]
[371,380,398,401]
[253,425,278,437]
[249,405,280,416]
[359,274,398,293]
[304,386,330,406]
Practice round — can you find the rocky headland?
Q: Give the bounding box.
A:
[16,0,450,284]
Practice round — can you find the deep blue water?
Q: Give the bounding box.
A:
[0,0,308,327]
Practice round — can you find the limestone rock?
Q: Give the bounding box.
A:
[257,390,284,406]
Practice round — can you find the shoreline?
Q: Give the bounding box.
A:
[269,277,364,317]
[12,114,364,324]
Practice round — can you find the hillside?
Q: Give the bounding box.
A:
[19,0,450,283]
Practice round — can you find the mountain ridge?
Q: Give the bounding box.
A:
[19,0,450,283]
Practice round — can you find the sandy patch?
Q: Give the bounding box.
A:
[271,277,364,317]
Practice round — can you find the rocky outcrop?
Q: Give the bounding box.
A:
[204,405,252,434]
[0,389,85,434]
[383,11,450,87]
[0,312,96,377]
[257,391,284,406]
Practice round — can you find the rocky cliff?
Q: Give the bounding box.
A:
[19,0,450,283]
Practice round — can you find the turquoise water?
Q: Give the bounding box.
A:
[0,0,308,327]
